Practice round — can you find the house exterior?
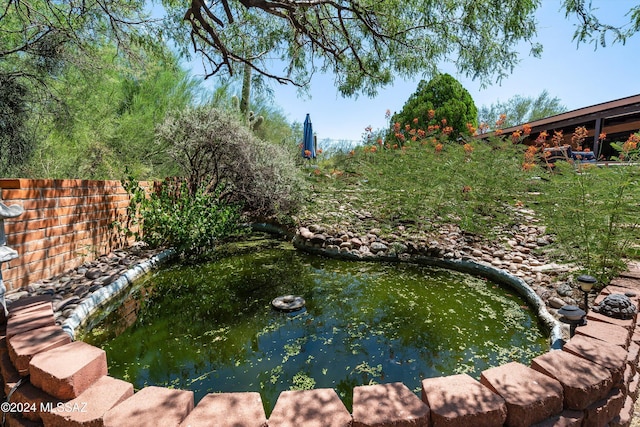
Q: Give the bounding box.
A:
[477,94,640,160]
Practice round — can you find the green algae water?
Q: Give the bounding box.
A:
[81,236,548,413]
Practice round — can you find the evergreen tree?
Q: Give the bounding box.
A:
[390,74,478,141]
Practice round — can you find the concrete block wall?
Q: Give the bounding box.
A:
[0,179,151,292]
[2,268,640,426]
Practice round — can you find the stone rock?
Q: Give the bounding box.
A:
[370,242,388,253]
[299,227,314,240]
[327,237,343,246]
[53,297,80,312]
[493,250,506,259]
[339,242,352,250]
[88,284,103,293]
[310,234,327,245]
[536,237,550,246]
[391,242,408,254]
[349,238,363,249]
[548,297,566,309]
[557,283,574,297]
[308,224,325,233]
[325,245,340,253]
[85,269,103,280]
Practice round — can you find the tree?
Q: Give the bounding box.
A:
[20,45,201,179]
[390,74,478,141]
[174,0,544,96]
[0,75,32,175]
[4,1,639,101]
[0,0,164,174]
[564,0,640,47]
[478,90,567,130]
[0,0,158,69]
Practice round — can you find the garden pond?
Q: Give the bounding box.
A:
[80,235,549,413]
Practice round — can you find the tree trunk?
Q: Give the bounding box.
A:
[240,62,251,124]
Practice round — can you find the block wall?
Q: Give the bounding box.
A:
[0,179,150,292]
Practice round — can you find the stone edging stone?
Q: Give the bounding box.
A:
[60,248,176,340]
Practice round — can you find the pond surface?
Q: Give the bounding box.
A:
[80,236,548,413]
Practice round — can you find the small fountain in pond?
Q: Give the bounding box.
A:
[271,295,305,312]
[0,202,24,320]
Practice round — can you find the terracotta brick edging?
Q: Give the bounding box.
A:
[2,265,640,426]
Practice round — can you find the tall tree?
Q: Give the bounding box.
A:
[0,0,162,173]
[21,45,201,179]
[478,90,567,130]
[390,74,478,141]
[4,1,639,100]
[174,0,544,97]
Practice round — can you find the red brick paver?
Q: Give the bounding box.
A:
[352,382,430,427]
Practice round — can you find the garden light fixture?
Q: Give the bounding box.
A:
[577,275,597,313]
[558,305,586,337]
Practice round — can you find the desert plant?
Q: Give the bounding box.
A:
[389,74,477,144]
[142,180,244,256]
[115,177,245,257]
[155,105,306,220]
[533,160,640,282]
[527,131,640,281]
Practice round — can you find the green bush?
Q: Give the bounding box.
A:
[156,105,306,220]
[534,159,640,282]
[389,74,477,143]
[117,178,244,257]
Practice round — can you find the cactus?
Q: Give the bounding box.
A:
[248,110,264,130]
[231,95,240,111]
[230,96,263,131]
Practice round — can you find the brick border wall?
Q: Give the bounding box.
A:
[0,179,149,292]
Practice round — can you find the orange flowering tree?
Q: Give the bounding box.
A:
[388,74,477,145]
[612,133,640,161]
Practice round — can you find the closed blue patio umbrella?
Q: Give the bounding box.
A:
[302,113,315,159]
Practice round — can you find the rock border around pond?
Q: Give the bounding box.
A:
[3,244,176,340]
[60,248,176,340]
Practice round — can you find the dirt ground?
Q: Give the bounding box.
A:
[632,399,640,427]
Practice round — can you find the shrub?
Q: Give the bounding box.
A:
[389,74,477,144]
[116,177,244,257]
[533,132,640,282]
[141,180,244,256]
[155,105,305,220]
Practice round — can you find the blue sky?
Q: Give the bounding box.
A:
[188,1,640,143]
